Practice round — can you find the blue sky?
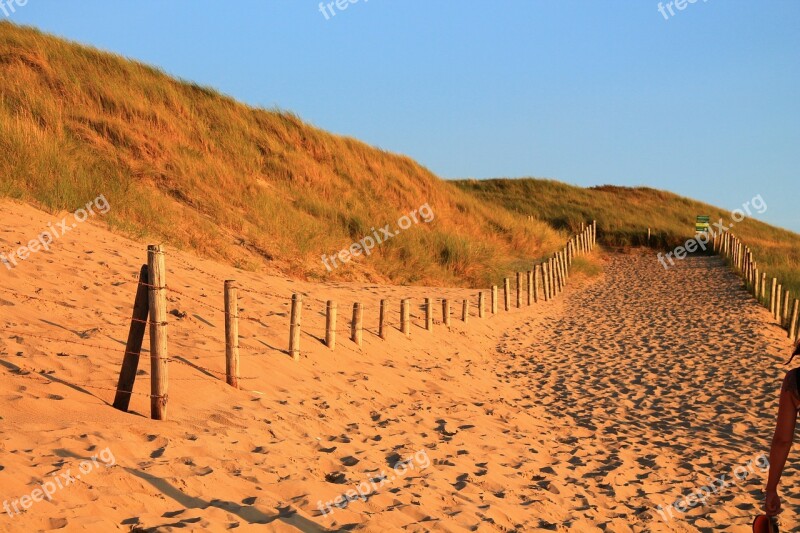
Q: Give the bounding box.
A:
[9,1,800,231]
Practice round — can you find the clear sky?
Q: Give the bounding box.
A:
[8,1,800,232]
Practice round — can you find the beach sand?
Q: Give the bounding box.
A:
[0,199,796,532]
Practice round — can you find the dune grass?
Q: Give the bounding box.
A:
[0,22,565,288]
[453,179,800,294]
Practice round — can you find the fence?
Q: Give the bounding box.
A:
[713,232,800,343]
[3,221,597,421]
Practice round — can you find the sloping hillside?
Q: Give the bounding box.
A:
[454,178,800,293]
[0,22,564,288]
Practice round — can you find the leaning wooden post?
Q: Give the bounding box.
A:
[491,286,498,314]
[326,300,337,349]
[401,299,411,337]
[425,297,433,331]
[776,284,783,322]
[526,271,533,305]
[478,292,485,318]
[504,278,510,311]
[462,300,469,323]
[379,299,387,339]
[224,280,240,389]
[789,300,799,340]
[351,302,363,346]
[289,294,302,361]
[534,265,541,303]
[442,299,451,328]
[148,245,169,421]
[113,264,150,412]
[516,272,522,308]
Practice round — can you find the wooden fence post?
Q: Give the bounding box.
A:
[783,291,791,328]
[379,299,387,339]
[491,285,498,314]
[542,263,550,302]
[478,292,485,318]
[504,278,510,311]
[425,297,433,331]
[351,302,363,346]
[770,278,778,316]
[754,268,760,301]
[527,271,533,306]
[401,299,410,337]
[761,273,768,305]
[534,265,541,303]
[326,300,337,349]
[148,245,169,421]
[224,280,240,389]
[516,272,522,308]
[462,300,469,323]
[776,284,783,322]
[552,258,560,295]
[113,264,150,412]
[443,299,451,328]
[789,299,799,340]
[289,293,302,361]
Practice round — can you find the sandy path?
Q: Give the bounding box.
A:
[496,250,797,532]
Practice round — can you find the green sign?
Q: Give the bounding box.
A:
[696,215,710,234]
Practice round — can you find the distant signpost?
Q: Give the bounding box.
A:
[696,215,710,234]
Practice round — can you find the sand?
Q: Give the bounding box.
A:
[0,199,796,532]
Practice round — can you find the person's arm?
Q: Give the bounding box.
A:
[765,370,799,516]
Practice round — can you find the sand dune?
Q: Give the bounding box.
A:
[0,199,795,532]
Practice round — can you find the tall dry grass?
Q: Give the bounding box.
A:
[0,22,565,288]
